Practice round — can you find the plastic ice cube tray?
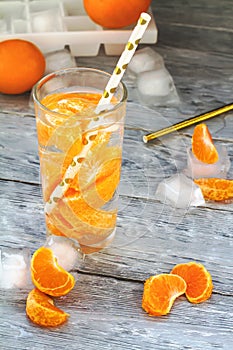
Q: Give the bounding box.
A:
[0,0,158,56]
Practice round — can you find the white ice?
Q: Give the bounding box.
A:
[127,47,164,77]
[0,248,31,289]
[185,146,231,179]
[45,49,76,74]
[0,19,8,33]
[155,173,205,209]
[136,67,180,106]
[45,236,79,271]
[31,8,64,33]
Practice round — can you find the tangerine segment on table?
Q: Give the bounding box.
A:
[170,261,213,304]
[194,178,233,202]
[142,274,187,316]
[192,124,219,164]
[26,288,69,327]
[31,247,75,297]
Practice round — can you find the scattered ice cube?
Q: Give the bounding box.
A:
[156,173,205,209]
[45,236,79,271]
[0,248,31,289]
[185,146,231,179]
[45,49,77,74]
[136,67,180,107]
[127,47,164,77]
[28,49,76,109]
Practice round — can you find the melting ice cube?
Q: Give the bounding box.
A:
[185,146,231,179]
[156,173,205,209]
[45,236,79,271]
[127,47,164,77]
[45,49,76,74]
[136,67,180,107]
[0,248,31,289]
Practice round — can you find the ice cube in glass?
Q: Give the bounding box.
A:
[45,49,76,74]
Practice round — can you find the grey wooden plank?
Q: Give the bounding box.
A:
[1,105,233,186]
[0,113,40,183]
[1,179,232,295]
[0,92,33,114]
[153,0,233,54]
[153,0,233,30]
[157,23,233,55]
[0,275,232,350]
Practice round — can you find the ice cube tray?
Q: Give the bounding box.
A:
[0,0,158,56]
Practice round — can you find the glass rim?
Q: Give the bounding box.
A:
[32,67,128,117]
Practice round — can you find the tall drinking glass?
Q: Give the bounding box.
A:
[33,68,127,254]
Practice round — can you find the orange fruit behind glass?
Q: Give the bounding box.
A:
[83,0,152,29]
[0,39,45,94]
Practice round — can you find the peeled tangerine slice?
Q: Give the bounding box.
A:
[171,262,213,304]
[30,247,75,297]
[26,288,69,327]
[194,178,233,202]
[192,124,219,164]
[142,274,187,316]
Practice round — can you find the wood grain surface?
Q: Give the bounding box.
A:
[0,1,233,349]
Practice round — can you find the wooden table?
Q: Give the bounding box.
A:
[1,1,233,349]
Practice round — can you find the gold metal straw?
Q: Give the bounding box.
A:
[143,103,233,143]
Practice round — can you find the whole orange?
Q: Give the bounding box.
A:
[83,0,152,29]
[0,39,45,95]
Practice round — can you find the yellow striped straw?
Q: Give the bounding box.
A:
[95,12,151,114]
[143,103,233,143]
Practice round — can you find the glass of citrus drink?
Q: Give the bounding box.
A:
[33,67,127,254]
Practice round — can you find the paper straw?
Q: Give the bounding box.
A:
[95,12,151,114]
[143,102,233,143]
[45,12,151,214]
[45,124,116,214]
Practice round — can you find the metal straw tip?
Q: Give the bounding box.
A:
[143,135,148,143]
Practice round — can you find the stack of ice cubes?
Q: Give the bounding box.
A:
[127,47,180,107]
[185,145,231,179]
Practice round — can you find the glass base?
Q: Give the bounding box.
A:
[46,227,116,255]
[79,228,116,254]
